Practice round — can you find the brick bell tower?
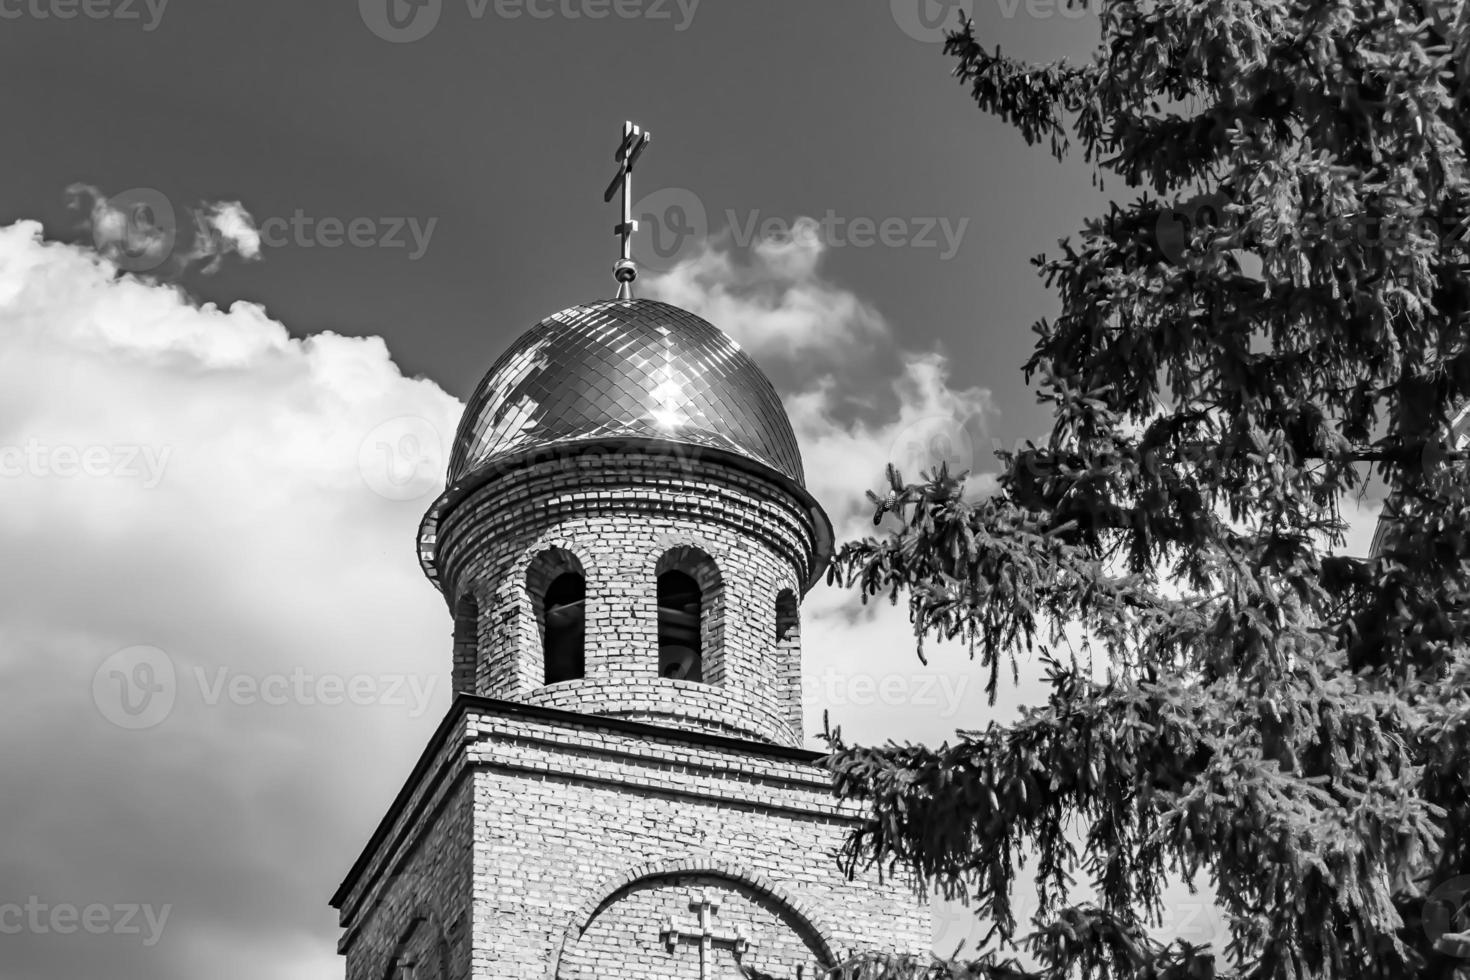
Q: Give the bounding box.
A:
[330,124,931,980]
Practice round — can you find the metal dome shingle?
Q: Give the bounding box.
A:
[447,298,805,486]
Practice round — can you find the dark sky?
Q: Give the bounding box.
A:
[2,0,1104,437]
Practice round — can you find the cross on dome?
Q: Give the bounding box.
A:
[603,120,652,299]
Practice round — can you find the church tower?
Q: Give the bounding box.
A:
[330,124,931,980]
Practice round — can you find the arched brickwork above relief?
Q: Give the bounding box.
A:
[549,857,841,980]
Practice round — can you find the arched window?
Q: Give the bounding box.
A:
[775,588,801,732]
[655,546,723,683]
[527,548,586,686]
[657,570,703,681]
[543,572,586,684]
[776,589,799,644]
[451,593,480,693]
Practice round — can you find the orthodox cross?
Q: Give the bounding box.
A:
[660,889,750,980]
[603,120,652,299]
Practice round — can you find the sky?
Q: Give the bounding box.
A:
[0,2,1389,979]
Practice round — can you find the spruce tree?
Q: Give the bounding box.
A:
[826,3,1470,977]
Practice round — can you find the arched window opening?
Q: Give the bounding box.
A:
[775,589,799,644]
[658,570,704,682]
[451,593,480,693]
[543,572,586,685]
[775,587,802,734]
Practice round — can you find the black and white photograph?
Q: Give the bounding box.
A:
[2,1,1468,978]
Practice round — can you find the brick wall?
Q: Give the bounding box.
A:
[432,449,823,746]
[333,700,932,980]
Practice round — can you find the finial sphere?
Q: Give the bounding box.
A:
[614,258,638,283]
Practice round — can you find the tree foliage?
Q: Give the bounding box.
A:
[825,2,1470,977]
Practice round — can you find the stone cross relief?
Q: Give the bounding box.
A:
[660,889,750,980]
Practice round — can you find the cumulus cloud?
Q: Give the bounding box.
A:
[645,228,994,546]
[645,224,889,363]
[0,219,459,980]
[189,201,262,272]
[65,184,263,278]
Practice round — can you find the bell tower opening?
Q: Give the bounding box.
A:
[528,547,587,686]
[543,573,586,684]
[657,570,704,681]
[655,545,724,684]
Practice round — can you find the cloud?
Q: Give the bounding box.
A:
[645,225,888,363]
[645,228,995,546]
[0,219,460,980]
[189,201,262,272]
[65,184,263,278]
